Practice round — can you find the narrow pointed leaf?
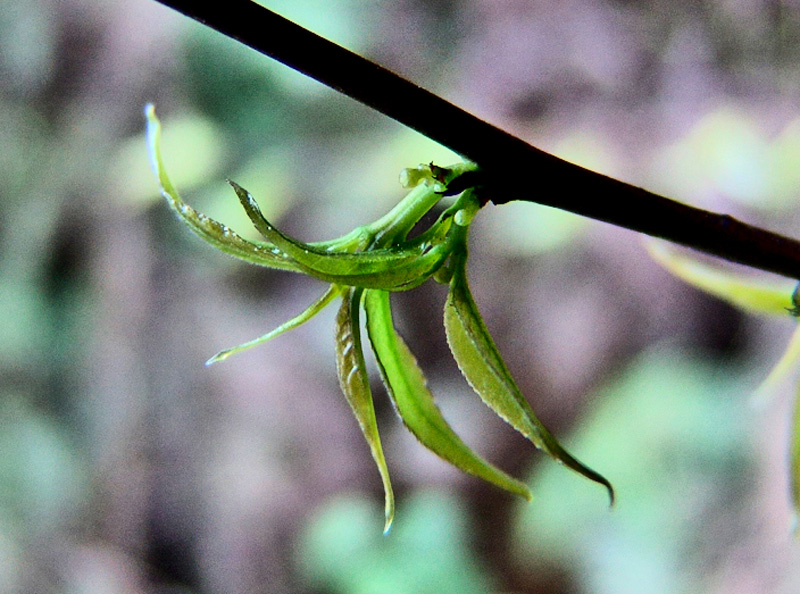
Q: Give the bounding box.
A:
[145,105,300,271]
[335,287,395,532]
[444,248,614,503]
[206,285,340,365]
[648,242,794,316]
[227,180,451,287]
[363,289,532,500]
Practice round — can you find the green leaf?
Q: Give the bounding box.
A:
[335,287,395,532]
[227,178,369,253]
[647,242,794,317]
[444,246,614,503]
[312,236,456,291]
[145,104,301,271]
[206,285,340,365]
[363,289,532,501]
[227,180,452,289]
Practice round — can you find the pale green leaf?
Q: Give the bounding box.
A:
[145,104,301,271]
[226,180,452,289]
[444,247,614,502]
[363,289,532,501]
[647,241,794,316]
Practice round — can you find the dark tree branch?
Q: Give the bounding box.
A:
[153,0,800,280]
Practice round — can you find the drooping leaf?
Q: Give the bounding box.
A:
[206,285,340,364]
[363,289,532,501]
[335,287,395,532]
[145,105,300,271]
[444,246,614,503]
[648,243,800,517]
[647,242,794,316]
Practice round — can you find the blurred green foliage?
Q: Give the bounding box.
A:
[297,490,493,594]
[661,108,800,210]
[0,391,89,590]
[511,348,753,594]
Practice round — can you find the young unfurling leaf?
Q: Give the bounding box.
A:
[145,105,301,271]
[363,289,532,501]
[444,244,614,503]
[227,180,453,289]
[335,287,395,532]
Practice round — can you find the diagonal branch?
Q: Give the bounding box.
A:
[152,0,800,280]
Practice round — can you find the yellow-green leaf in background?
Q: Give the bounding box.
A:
[647,241,794,316]
[648,239,800,520]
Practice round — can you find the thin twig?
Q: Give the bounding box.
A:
[152,0,800,280]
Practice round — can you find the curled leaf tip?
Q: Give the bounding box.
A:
[145,106,302,271]
[226,178,246,194]
[205,351,230,366]
[383,511,394,535]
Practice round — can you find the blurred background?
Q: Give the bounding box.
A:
[3,0,800,592]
